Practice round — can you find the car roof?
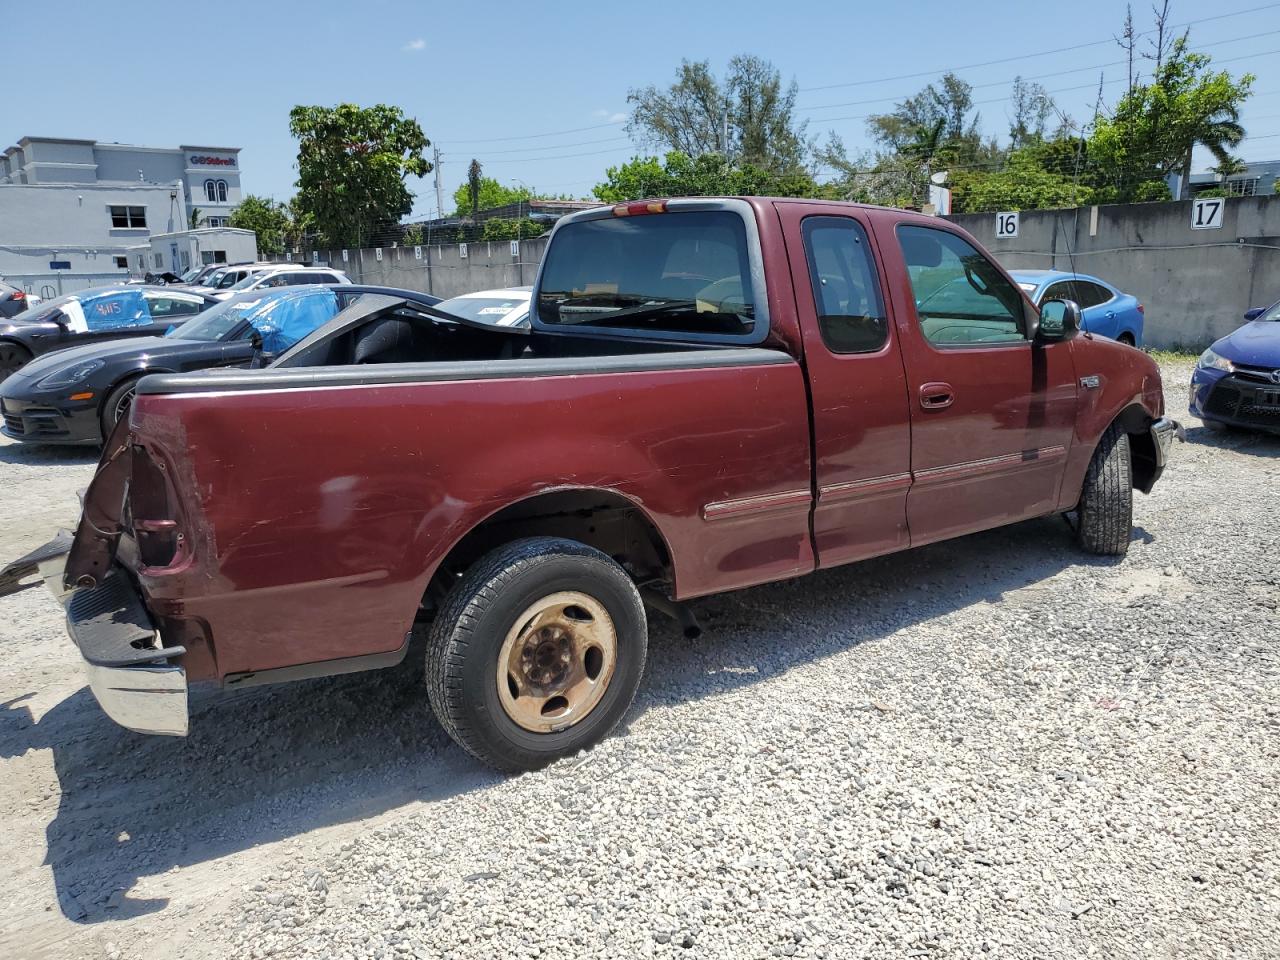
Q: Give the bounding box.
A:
[1008,268,1106,285]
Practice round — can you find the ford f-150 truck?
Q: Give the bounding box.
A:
[3,197,1180,771]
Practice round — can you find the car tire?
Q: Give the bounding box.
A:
[100,376,142,440]
[0,341,32,382]
[1076,422,1133,557]
[425,536,647,772]
[1117,332,1136,347]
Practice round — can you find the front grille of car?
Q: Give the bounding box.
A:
[1232,362,1280,384]
[1205,377,1280,427]
[0,404,68,437]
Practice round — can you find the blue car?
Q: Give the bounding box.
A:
[1189,298,1280,435]
[1009,270,1145,346]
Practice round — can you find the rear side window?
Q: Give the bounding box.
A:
[898,225,1028,347]
[1078,281,1113,307]
[801,216,888,354]
[537,211,759,340]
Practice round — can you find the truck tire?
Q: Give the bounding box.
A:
[1076,422,1132,556]
[425,537,647,772]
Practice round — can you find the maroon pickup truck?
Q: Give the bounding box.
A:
[5,198,1179,771]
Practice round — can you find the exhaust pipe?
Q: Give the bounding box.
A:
[640,589,702,640]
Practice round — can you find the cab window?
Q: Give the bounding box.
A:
[801,216,888,354]
[144,292,204,317]
[898,225,1028,346]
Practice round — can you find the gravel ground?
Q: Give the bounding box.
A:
[0,358,1277,960]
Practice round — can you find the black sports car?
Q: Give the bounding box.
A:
[0,285,217,382]
[0,285,410,444]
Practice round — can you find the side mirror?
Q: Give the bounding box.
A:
[1035,298,1081,343]
[1244,307,1264,321]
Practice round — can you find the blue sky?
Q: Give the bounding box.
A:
[6,0,1279,218]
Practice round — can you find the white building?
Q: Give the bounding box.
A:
[138,227,258,275]
[0,136,243,295]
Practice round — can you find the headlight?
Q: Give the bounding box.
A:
[1197,348,1234,373]
[36,358,105,389]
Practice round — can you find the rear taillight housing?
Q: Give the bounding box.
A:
[130,444,182,568]
[1137,303,1144,314]
[10,290,24,302]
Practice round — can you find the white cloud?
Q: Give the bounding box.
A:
[594,109,627,123]
[403,38,426,52]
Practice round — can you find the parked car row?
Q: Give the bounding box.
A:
[0,197,1179,774]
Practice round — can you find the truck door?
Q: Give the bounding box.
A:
[888,222,1078,545]
[778,206,912,568]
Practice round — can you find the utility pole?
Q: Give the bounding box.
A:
[433,147,444,219]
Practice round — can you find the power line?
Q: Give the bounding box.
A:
[802,28,1280,114]
[796,1,1280,93]
[459,136,630,157]
[445,120,625,146]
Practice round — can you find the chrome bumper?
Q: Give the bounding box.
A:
[1151,417,1184,469]
[34,541,188,736]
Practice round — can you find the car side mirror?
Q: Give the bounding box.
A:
[1035,298,1081,343]
[1244,307,1264,321]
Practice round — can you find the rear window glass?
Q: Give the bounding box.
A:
[536,211,757,339]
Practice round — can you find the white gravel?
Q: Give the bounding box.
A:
[0,358,1277,960]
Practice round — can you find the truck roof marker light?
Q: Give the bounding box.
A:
[612,200,669,217]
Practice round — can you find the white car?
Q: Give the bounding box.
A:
[214,266,350,300]
[187,263,280,296]
[435,286,531,328]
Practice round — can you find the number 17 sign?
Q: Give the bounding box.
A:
[1191,197,1225,230]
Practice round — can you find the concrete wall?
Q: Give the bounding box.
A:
[308,236,550,300]
[946,195,1280,349]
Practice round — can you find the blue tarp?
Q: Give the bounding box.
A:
[82,290,151,330]
[247,288,340,354]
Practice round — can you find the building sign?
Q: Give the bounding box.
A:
[48,260,71,270]
[190,155,236,167]
[1191,197,1225,230]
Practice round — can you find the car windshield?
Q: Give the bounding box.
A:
[9,293,79,322]
[436,294,529,325]
[537,211,756,338]
[1260,301,1280,322]
[1017,281,1038,293]
[229,272,268,291]
[165,290,294,341]
[179,267,204,283]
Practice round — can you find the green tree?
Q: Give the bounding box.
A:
[289,103,431,248]
[594,151,830,203]
[450,177,537,217]
[949,147,1094,213]
[188,207,202,230]
[228,195,291,256]
[626,55,808,173]
[1088,38,1252,200]
[466,159,483,220]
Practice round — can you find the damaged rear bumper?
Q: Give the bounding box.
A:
[0,537,188,736]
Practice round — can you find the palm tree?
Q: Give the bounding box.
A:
[902,119,947,203]
[1178,112,1245,199]
[189,207,202,230]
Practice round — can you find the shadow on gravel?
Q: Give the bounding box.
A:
[0,441,99,466]
[1,513,1121,925]
[1182,423,1280,458]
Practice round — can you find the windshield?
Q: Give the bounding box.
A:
[437,294,529,326]
[537,211,756,338]
[179,266,203,283]
[214,270,245,289]
[1260,301,1280,322]
[8,293,78,322]
[229,272,266,291]
[165,291,292,341]
[1017,281,1038,293]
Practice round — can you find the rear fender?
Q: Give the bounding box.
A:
[63,416,133,589]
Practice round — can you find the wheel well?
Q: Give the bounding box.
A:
[1115,402,1159,493]
[421,489,674,617]
[98,372,149,420]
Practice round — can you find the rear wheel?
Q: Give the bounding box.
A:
[1116,332,1136,347]
[1075,422,1133,556]
[0,342,32,382]
[425,537,647,772]
[100,377,141,440]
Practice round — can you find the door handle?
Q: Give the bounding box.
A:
[919,382,954,410]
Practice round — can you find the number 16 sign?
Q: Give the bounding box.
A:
[996,211,1019,238]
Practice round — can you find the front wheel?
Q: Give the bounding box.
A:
[425,537,647,772]
[100,377,141,440]
[0,341,33,383]
[1075,422,1133,556]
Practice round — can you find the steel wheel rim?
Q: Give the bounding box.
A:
[496,590,618,734]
